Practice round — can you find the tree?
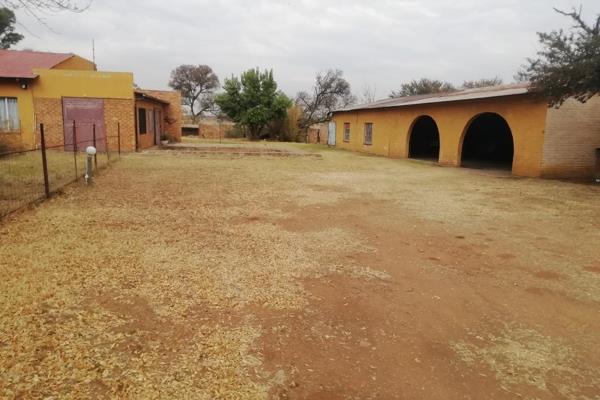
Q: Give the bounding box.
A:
[0,7,22,48]
[169,65,219,122]
[215,68,292,140]
[0,0,89,12]
[1,1,91,26]
[462,77,504,89]
[296,69,355,132]
[390,78,456,98]
[359,83,377,104]
[519,7,600,106]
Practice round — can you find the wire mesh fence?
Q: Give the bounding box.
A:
[0,122,123,218]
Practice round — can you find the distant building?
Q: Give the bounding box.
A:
[0,49,181,152]
[331,84,600,179]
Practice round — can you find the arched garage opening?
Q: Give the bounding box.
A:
[461,113,514,170]
[408,116,440,161]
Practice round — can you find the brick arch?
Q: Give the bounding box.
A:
[406,115,440,162]
[458,112,514,170]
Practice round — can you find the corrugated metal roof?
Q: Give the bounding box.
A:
[0,49,75,79]
[335,83,532,113]
[135,90,171,105]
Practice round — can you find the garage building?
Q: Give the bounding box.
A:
[331,84,600,179]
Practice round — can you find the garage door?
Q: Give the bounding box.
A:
[62,98,105,151]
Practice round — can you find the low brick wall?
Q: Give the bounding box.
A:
[198,122,235,139]
[307,124,328,144]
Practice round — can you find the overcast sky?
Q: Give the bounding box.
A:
[13,0,600,99]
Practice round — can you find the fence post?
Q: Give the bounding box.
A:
[117,122,121,158]
[39,123,50,198]
[92,123,98,169]
[105,131,110,164]
[73,120,78,180]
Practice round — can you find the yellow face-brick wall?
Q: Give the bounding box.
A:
[139,90,183,142]
[33,98,136,152]
[542,96,600,178]
[33,98,63,148]
[333,95,549,177]
[104,99,136,152]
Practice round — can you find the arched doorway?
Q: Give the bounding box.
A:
[408,116,440,161]
[461,113,514,170]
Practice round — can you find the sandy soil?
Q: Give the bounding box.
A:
[1,145,599,399]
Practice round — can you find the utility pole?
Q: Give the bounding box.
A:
[92,39,96,67]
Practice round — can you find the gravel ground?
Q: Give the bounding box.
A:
[1,145,599,399]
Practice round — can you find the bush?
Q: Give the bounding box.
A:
[225,125,246,139]
[260,106,302,142]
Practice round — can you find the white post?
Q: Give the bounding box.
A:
[85,146,97,184]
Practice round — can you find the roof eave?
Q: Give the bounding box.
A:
[332,89,535,114]
[0,74,39,80]
[134,91,170,105]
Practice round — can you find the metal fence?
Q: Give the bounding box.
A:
[0,122,123,218]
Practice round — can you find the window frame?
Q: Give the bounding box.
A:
[343,122,350,142]
[138,108,147,135]
[0,97,20,133]
[364,122,373,145]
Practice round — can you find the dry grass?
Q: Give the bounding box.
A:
[0,151,371,398]
[452,324,600,399]
[1,146,599,398]
[0,149,114,217]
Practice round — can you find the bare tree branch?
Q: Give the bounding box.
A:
[1,0,92,30]
[296,69,356,131]
[553,7,596,34]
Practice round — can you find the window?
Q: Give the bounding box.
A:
[138,108,147,134]
[364,122,373,145]
[343,122,350,142]
[0,97,20,132]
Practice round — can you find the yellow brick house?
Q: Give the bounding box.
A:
[0,49,181,152]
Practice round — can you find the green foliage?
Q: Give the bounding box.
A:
[262,105,302,142]
[519,8,600,106]
[0,7,23,49]
[462,78,504,89]
[390,78,456,98]
[215,68,292,140]
[224,125,246,139]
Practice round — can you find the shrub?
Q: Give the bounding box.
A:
[225,125,246,139]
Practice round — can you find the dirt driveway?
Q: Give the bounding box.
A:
[1,145,599,399]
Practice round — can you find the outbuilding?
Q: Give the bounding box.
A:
[331,84,600,179]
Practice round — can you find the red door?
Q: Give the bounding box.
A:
[63,98,105,151]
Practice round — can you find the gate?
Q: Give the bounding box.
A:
[328,121,336,146]
[63,98,105,151]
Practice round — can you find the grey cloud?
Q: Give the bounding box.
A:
[14,0,600,99]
